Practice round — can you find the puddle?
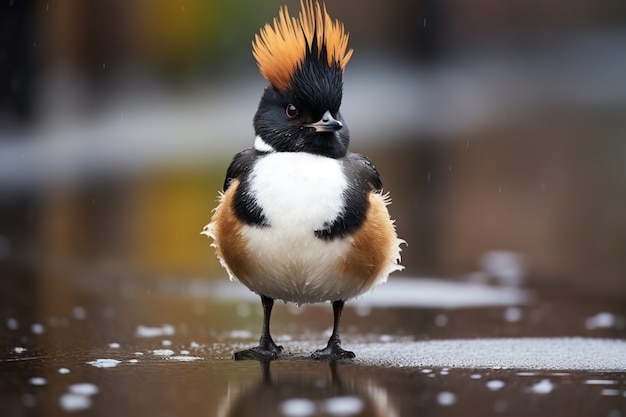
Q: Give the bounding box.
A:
[0,269,624,416]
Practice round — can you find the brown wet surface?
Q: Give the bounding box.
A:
[1,264,624,417]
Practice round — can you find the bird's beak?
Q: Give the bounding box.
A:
[304,110,343,133]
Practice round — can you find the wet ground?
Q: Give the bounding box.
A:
[1,265,624,417]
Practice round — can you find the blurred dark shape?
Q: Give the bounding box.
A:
[0,0,624,297]
[0,0,36,125]
[417,0,445,61]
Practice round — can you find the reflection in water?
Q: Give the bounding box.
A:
[218,360,398,417]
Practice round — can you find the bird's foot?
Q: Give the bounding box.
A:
[234,338,283,361]
[311,336,355,361]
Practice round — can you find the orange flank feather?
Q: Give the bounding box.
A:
[341,192,400,294]
[252,0,353,92]
[209,180,251,280]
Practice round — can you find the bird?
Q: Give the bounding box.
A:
[202,0,404,361]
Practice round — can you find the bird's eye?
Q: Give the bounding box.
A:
[285,104,298,119]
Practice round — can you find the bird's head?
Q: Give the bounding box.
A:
[252,0,353,158]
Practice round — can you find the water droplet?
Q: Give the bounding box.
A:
[87,359,121,368]
[69,383,99,396]
[504,307,522,322]
[280,398,315,417]
[7,317,18,330]
[324,396,364,415]
[437,391,456,406]
[529,379,554,394]
[60,394,91,412]
[29,377,47,386]
[435,314,448,327]
[73,306,87,320]
[486,380,505,391]
[31,323,44,334]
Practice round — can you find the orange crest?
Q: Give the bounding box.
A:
[252,0,353,92]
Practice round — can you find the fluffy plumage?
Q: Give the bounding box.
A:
[202,1,403,361]
[205,152,402,305]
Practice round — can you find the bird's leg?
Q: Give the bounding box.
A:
[234,295,283,360]
[311,300,355,360]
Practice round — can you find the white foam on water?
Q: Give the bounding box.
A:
[437,391,457,406]
[152,349,175,356]
[323,396,364,415]
[585,380,618,385]
[353,338,626,370]
[60,394,91,412]
[585,312,616,329]
[529,379,554,394]
[167,355,202,362]
[136,324,175,338]
[29,377,47,386]
[59,383,99,412]
[87,359,121,368]
[31,323,44,335]
[280,398,315,417]
[486,380,506,391]
[69,383,99,396]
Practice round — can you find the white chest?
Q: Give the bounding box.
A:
[238,152,353,303]
[248,152,347,231]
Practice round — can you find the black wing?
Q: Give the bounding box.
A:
[343,152,383,193]
[223,149,258,191]
[222,149,268,227]
[314,152,383,241]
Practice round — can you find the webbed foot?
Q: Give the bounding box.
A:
[234,338,283,361]
[311,335,355,360]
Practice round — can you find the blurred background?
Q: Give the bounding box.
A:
[1,0,625,297]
